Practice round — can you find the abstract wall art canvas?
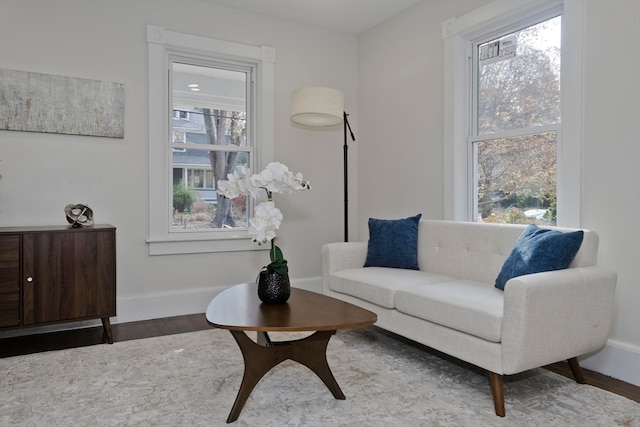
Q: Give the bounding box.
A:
[0,69,125,138]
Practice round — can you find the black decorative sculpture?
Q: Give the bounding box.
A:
[65,203,94,227]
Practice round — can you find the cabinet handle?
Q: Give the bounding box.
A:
[26,276,33,282]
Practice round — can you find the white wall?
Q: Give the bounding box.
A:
[578,0,640,385]
[0,0,356,322]
[357,0,639,385]
[357,0,494,228]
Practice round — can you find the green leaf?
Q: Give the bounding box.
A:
[265,245,288,274]
[266,259,288,275]
[270,245,285,263]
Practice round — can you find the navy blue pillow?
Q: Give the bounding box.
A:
[364,214,422,270]
[495,224,584,290]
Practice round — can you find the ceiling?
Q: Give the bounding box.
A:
[200,0,424,35]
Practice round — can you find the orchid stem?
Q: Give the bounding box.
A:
[264,189,276,262]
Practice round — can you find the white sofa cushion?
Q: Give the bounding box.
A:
[329,267,451,309]
[418,221,524,284]
[417,220,600,285]
[395,280,505,342]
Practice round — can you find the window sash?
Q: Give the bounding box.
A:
[468,14,561,225]
[168,56,253,235]
[472,131,558,223]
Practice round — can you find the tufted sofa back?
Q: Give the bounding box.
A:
[417,220,599,285]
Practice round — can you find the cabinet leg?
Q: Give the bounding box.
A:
[101,317,114,344]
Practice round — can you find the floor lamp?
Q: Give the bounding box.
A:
[291,86,356,242]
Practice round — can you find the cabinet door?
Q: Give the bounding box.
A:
[23,229,116,325]
[0,235,21,328]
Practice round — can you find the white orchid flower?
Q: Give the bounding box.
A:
[214,162,310,274]
[216,166,253,199]
[249,202,282,244]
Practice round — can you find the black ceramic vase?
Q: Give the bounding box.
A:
[257,271,291,304]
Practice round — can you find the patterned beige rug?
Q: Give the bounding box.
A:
[1,327,638,426]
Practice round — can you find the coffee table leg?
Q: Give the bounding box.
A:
[227,330,290,423]
[225,329,345,423]
[291,330,345,400]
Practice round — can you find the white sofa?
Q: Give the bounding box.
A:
[322,219,616,416]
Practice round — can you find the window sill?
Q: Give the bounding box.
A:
[146,234,267,255]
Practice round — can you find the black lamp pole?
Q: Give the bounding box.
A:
[343,111,356,242]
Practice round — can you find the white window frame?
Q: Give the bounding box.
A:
[146,25,275,255]
[442,0,584,226]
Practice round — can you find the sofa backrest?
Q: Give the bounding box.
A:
[417,220,599,285]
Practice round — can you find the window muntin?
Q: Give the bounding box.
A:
[471,15,561,225]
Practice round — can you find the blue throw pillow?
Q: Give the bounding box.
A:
[495,224,584,290]
[364,214,422,270]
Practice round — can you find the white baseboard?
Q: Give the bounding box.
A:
[580,339,640,387]
[114,277,323,324]
[290,277,323,293]
[113,286,225,324]
[0,278,324,339]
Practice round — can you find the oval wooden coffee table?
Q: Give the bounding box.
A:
[206,283,377,423]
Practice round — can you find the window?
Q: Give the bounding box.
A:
[443,0,584,227]
[172,128,186,148]
[174,110,189,120]
[147,26,275,255]
[472,16,561,224]
[170,62,250,231]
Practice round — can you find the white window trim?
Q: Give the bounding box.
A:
[146,25,275,255]
[442,0,583,226]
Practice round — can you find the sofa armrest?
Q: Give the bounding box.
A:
[501,266,616,374]
[322,242,368,294]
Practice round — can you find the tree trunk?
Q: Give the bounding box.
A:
[203,109,240,228]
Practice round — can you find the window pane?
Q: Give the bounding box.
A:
[172,151,249,231]
[477,16,561,134]
[474,132,557,225]
[170,61,250,232]
[191,170,204,188]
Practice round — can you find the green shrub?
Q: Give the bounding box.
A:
[545,197,557,222]
[504,207,528,224]
[173,181,196,213]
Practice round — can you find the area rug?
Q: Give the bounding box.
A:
[1,327,638,426]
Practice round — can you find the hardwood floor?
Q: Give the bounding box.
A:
[1,313,638,404]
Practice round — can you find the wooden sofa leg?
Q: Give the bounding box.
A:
[489,372,505,417]
[568,357,586,384]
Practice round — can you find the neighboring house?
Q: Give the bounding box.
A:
[172,109,217,204]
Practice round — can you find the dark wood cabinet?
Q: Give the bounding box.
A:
[0,225,116,343]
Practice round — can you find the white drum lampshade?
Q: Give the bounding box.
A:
[290,86,344,127]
